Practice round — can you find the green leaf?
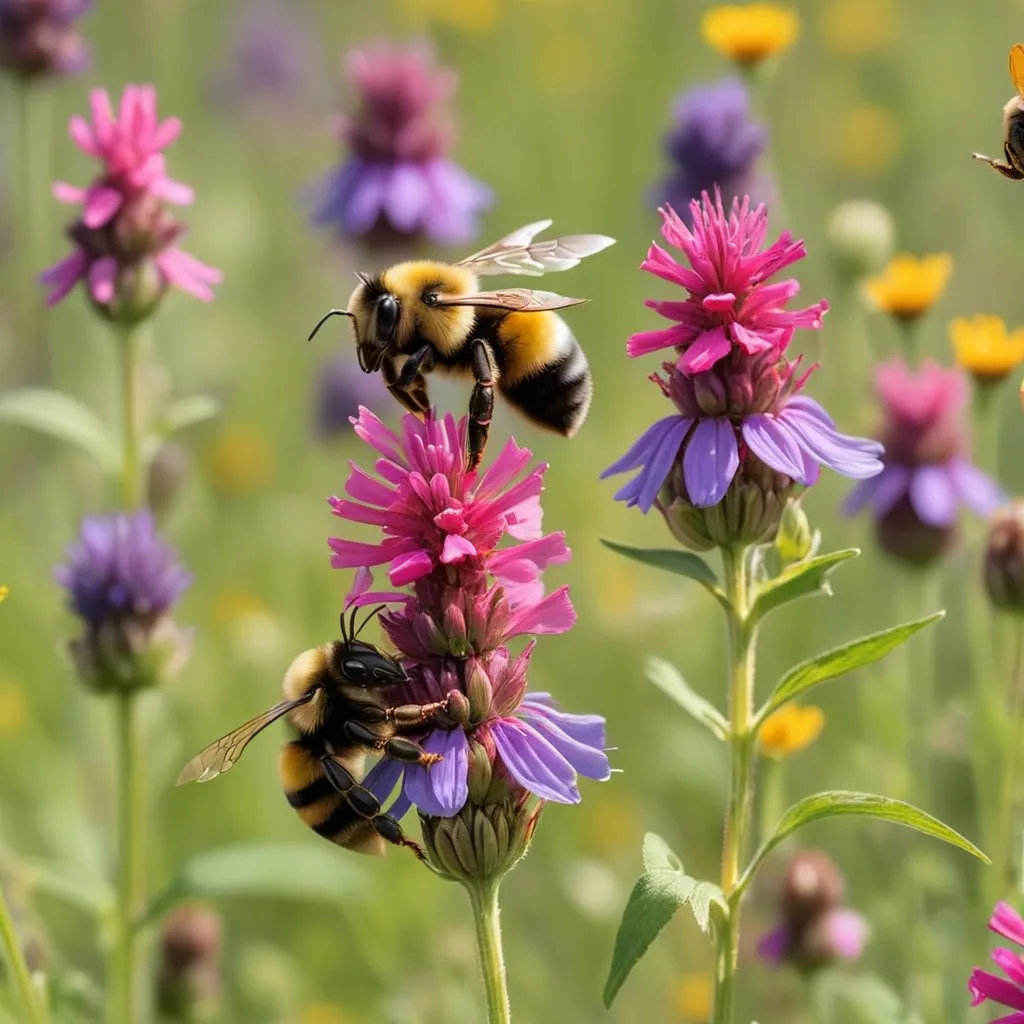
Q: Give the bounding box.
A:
[748,549,859,625]
[600,540,726,604]
[0,389,118,472]
[12,857,113,917]
[739,791,988,896]
[757,613,944,722]
[144,394,220,458]
[604,834,726,1008]
[647,657,728,741]
[148,842,371,922]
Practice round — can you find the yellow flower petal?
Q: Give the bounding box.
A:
[819,0,896,56]
[701,4,799,67]
[672,972,714,1020]
[863,253,953,322]
[0,585,7,603]
[758,704,824,758]
[949,315,1024,382]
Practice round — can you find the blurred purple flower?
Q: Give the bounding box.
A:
[309,41,492,246]
[969,901,1024,1020]
[313,351,389,438]
[0,0,91,79]
[654,78,773,224]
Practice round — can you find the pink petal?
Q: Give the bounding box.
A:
[343,463,397,506]
[154,248,222,302]
[702,292,736,311]
[474,437,533,500]
[626,324,692,357]
[151,176,194,205]
[440,534,477,564]
[68,115,98,156]
[388,549,435,586]
[345,567,375,605]
[88,257,118,304]
[731,322,777,355]
[327,538,393,569]
[677,326,731,374]
[150,115,182,151]
[82,186,123,229]
[39,250,88,305]
[89,88,115,146]
[507,585,576,637]
[52,181,85,204]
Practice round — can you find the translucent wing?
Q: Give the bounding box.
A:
[434,289,588,312]
[176,696,313,785]
[456,221,615,277]
[1011,43,1024,98]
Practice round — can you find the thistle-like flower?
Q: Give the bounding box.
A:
[0,0,91,79]
[328,409,608,881]
[55,511,192,692]
[969,901,1024,1019]
[309,41,492,247]
[844,360,1005,565]
[41,85,221,322]
[602,193,882,550]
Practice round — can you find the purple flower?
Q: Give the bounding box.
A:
[313,352,390,439]
[309,41,492,246]
[969,901,1024,1020]
[654,78,773,225]
[0,0,91,79]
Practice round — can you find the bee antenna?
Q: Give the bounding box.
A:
[307,309,353,342]
[355,604,388,639]
[338,608,350,643]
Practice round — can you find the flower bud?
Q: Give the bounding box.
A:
[148,443,191,518]
[984,501,1024,612]
[825,199,895,282]
[444,689,472,728]
[877,496,956,568]
[156,904,223,1023]
[775,498,814,564]
[466,740,493,804]
[782,850,844,928]
[443,604,470,656]
[465,658,493,722]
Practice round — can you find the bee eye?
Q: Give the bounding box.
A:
[342,658,367,681]
[423,292,438,307]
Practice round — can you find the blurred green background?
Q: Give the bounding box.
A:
[3,0,1024,1021]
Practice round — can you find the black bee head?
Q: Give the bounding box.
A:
[333,638,407,688]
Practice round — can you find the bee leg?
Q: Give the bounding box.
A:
[394,346,435,390]
[384,698,451,728]
[342,720,443,767]
[467,339,496,472]
[973,150,1024,179]
[320,755,426,860]
[382,360,427,415]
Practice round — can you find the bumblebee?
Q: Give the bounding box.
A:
[307,221,615,469]
[974,43,1024,179]
[177,607,452,859]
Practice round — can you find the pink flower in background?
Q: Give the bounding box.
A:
[41,85,221,320]
[629,191,827,374]
[0,0,92,80]
[969,901,1024,1020]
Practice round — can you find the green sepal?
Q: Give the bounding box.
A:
[0,389,119,473]
[755,612,944,724]
[603,833,726,1008]
[600,540,727,607]
[646,657,728,741]
[748,548,859,626]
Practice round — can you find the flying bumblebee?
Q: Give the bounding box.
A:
[974,43,1024,179]
[307,221,615,469]
[177,606,453,859]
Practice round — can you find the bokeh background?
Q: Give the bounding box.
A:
[3,0,1024,1021]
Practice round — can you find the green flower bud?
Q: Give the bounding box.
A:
[825,199,895,283]
[775,498,814,564]
[465,658,493,723]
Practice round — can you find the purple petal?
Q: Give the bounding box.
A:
[402,728,468,817]
[777,401,883,480]
[600,415,691,513]
[363,755,404,804]
[820,908,868,960]
[384,163,430,231]
[683,417,739,507]
[343,162,389,234]
[519,706,611,781]
[948,458,1008,519]
[491,718,581,803]
[908,465,958,528]
[842,463,910,518]
[521,694,606,750]
[757,924,791,965]
[742,414,806,481]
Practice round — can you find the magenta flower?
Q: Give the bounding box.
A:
[628,193,827,375]
[969,901,1024,1021]
[41,85,221,319]
[845,359,1005,530]
[327,408,608,825]
[309,41,492,245]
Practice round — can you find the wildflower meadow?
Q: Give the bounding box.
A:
[3,1,1024,1022]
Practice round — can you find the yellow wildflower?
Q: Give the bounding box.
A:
[835,105,901,176]
[301,1005,348,1024]
[203,425,274,496]
[864,253,953,322]
[820,0,896,56]
[758,704,824,758]
[950,315,1024,383]
[0,681,27,736]
[701,4,799,67]
[0,585,7,602]
[672,972,713,1020]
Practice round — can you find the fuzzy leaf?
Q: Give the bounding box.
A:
[748,549,859,625]
[647,657,728,741]
[757,613,944,722]
[144,394,220,458]
[0,389,119,472]
[600,540,725,602]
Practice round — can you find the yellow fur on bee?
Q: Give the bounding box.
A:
[382,261,479,354]
[277,742,321,792]
[497,312,568,385]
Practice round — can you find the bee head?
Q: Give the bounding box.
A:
[305,272,398,374]
[333,603,407,688]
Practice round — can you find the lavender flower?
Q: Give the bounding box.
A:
[0,0,91,79]
[654,78,772,223]
[312,351,390,439]
[309,41,492,248]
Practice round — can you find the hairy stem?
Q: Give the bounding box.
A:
[467,880,511,1024]
[118,328,142,510]
[0,881,47,1024]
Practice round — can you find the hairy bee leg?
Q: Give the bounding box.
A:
[467,338,496,472]
[385,698,450,727]
[319,756,426,859]
[382,360,426,415]
[973,151,1024,179]
[341,720,443,766]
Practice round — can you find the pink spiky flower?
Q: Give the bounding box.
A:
[969,902,1024,1020]
[629,191,827,375]
[41,85,221,322]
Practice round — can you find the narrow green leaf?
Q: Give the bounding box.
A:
[600,539,725,603]
[748,549,859,625]
[647,657,728,741]
[0,389,118,472]
[144,394,220,458]
[739,791,988,896]
[757,613,944,722]
[641,831,684,873]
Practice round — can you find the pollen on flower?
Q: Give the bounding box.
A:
[759,704,824,758]
[863,253,952,323]
[701,4,800,67]
[949,315,1024,384]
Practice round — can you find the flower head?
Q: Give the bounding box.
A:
[863,253,952,323]
[0,0,91,79]
[984,502,1024,613]
[313,352,390,440]
[42,85,221,321]
[55,511,192,692]
[825,199,895,282]
[701,4,799,68]
[759,703,824,758]
[950,314,1024,385]
[844,360,1005,565]
[654,78,772,223]
[309,41,492,247]
[969,901,1024,1019]
[156,904,223,1022]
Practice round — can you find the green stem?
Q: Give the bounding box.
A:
[467,880,511,1024]
[118,328,142,510]
[0,883,47,1024]
[713,545,757,1024]
[992,621,1024,900]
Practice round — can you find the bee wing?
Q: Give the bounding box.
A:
[1012,43,1024,98]
[434,288,588,312]
[175,695,314,785]
[456,222,615,277]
